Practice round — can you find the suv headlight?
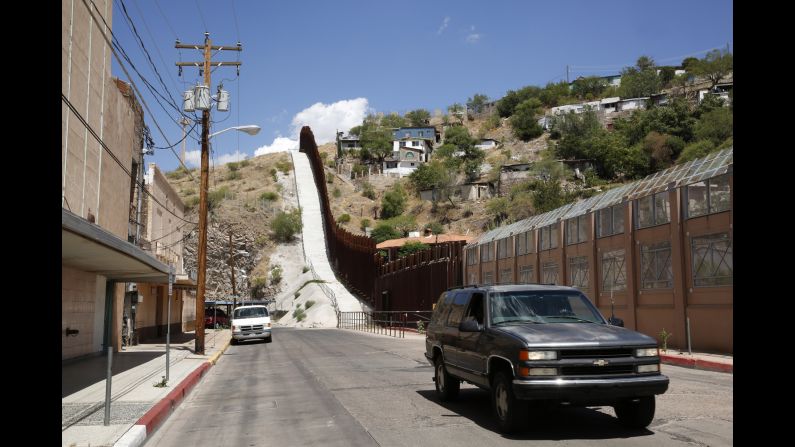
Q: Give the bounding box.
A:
[520,350,558,361]
[635,348,659,357]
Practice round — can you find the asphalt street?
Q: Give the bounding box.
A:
[145,327,732,447]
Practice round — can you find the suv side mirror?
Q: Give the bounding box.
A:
[608,317,624,327]
[459,319,482,332]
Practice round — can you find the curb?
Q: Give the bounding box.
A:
[660,354,732,373]
[113,338,232,447]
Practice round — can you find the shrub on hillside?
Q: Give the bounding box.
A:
[271,209,302,242]
[338,213,351,224]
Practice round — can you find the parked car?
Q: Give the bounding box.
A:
[424,284,669,433]
[231,305,272,344]
[205,308,230,328]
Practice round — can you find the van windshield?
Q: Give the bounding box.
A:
[233,307,268,319]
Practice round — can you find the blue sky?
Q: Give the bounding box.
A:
[110,0,733,171]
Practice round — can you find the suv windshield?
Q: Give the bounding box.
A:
[489,291,604,325]
[233,307,268,319]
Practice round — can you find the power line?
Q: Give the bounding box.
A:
[81,0,196,178]
[131,0,181,93]
[194,0,209,32]
[62,92,198,226]
[230,0,241,44]
[153,0,179,40]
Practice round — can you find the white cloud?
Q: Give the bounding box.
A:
[290,97,369,144]
[184,150,201,167]
[216,151,249,165]
[466,25,481,43]
[254,137,299,156]
[437,16,450,35]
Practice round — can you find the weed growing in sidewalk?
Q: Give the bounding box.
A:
[153,376,168,388]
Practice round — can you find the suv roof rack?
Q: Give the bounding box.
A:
[446,284,480,291]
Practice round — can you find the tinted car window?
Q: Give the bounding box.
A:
[446,292,470,327]
[233,307,269,319]
[432,292,455,325]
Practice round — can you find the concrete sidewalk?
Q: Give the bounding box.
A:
[660,350,733,373]
[62,329,231,447]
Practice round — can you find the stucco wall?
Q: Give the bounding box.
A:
[62,266,105,359]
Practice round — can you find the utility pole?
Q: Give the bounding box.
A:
[566,65,569,84]
[228,230,237,310]
[177,33,242,355]
[180,116,190,164]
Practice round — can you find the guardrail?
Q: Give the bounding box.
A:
[338,310,433,338]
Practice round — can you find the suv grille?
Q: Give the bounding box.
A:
[241,324,264,331]
[561,365,635,376]
[559,348,633,359]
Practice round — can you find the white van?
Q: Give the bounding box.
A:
[231,305,272,344]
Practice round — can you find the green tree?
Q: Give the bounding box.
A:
[398,241,430,258]
[530,178,570,214]
[370,223,401,243]
[694,108,733,146]
[466,94,490,114]
[680,57,700,72]
[642,132,685,171]
[384,214,417,236]
[496,85,542,117]
[692,49,733,89]
[408,160,451,192]
[486,196,509,225]
[360,127,394,167]
[443,126,484,181]
[424,221,445,235]
[380,112,408,129]
[677,140,717,164]
[405,109,431,126]
[553,109,602,160]
[539,81,572,108]
[510,98,544,141]
[571,76,608,100]
[658,66,677,88]
[618,55,661,98]
[381,183,407,219]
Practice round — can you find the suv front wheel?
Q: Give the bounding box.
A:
[434,356,460,401]
[492,371,528,433]
[614,396,655,429]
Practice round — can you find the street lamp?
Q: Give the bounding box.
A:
[209,125,261,139]
[195,123,260,355]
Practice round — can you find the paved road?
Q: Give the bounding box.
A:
[145,328,732,447]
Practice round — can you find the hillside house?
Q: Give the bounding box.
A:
[475,138,500,150]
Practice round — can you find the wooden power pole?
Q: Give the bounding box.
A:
[176,33,242,355]
[228,230,237,310]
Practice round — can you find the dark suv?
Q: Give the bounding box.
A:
[424,284,669,433]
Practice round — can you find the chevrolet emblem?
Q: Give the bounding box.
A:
[593,359,609,366]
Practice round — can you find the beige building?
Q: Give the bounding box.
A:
[62,0,169,360]
[131,163,197,343]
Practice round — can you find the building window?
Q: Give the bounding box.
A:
[480,242,494,262]
[483,271,494,285]
[686,174,731,218]
[568,256,589,289]
[468,272,477,285]
[691,233,732,287]
[640,241,673,289]
[636,191,671,229]
[601,249,626,291]
[542,262,559,284]
[597,204,625,237]
[515,230,533,255]
[497,237,512,259]
[466,247,478,266]
[499,268,513,284]
[399,141,406,148]
[519,265,534,283]
[539,224,559,250]
[566,215,589,245]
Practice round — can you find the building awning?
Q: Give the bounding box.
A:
[62,208,170,282]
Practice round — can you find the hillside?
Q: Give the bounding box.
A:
[324,115,552,240]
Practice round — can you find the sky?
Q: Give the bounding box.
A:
[109,0,733,171]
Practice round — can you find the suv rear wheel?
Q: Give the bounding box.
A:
[434,356,460,401]
[614,396,655,428]
[492,371,528,433]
